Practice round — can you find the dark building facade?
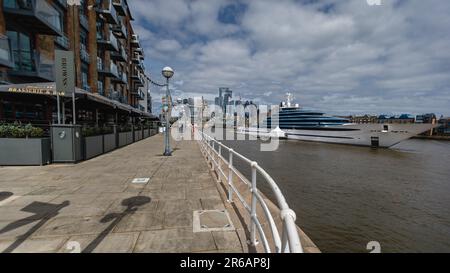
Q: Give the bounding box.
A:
[0,0,154,127]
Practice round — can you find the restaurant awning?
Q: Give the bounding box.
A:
[0,82,157,119]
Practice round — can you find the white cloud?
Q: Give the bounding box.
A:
[131,0,450,116]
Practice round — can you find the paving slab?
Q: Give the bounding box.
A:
[0,135,245,253]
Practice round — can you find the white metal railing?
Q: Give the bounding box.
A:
[197,130,303,253]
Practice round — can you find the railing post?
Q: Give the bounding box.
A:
[281,224,290,253]
[218,145,222,181]
[211,141,215,171]
[249,161,259,246]
[227,149,234,203]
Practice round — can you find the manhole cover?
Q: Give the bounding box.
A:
[131,178,150,184]
[193,210,235,233]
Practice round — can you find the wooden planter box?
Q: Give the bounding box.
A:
[0,138,51,166]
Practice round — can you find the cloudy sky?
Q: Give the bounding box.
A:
[130,0,450,116]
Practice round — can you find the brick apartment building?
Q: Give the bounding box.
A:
[0,0,155,126]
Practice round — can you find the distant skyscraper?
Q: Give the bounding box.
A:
[217,87,232,113]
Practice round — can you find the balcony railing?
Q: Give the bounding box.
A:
[135,47,145,59]
[55,34,70,49]
[3,0,62,36]
[9,50,54,82]
[97,0,118,25]
[120,94,128,104]
[97,30,119,52]
[80,44,90,64]
[97,81,104,96]
[82,84,91,93]
[97,57,103,70]
[0,35,14,68]
[132,51,141,64]
[108,89,127,104]
[131,34,140,47]
[97,57,119,79]
[108,88,118,100]
[112,19,127,39]
[137,91,145,101]
[110,45,127,62]
[112,0,127,16]
[198,131,304,253]
[120,71,128,84]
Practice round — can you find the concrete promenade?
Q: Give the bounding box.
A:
[0,135,244,253]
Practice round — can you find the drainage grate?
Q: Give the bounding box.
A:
[131,178,150,184]
[193,210,235,233]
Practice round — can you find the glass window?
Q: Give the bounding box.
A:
[79,0,87,16]
[6,30,34,71]
[96,21,105,39]
[80,29,88,47]
[53,4,65,34]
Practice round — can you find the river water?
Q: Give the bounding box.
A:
[221,138,450,253]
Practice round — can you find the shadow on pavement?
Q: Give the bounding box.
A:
[82,196,151,253]
[0,192,13,202]
[0,201,70,253]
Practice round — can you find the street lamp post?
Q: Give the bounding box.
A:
[162,67,174,156]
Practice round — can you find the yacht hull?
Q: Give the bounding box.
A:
[239,124,436,148]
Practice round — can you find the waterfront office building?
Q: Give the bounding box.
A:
[0,0,155,127]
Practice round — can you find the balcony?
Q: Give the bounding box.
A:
[97,0,118,25]
[112,70,127,85]
[3,0,62,36]
[8,50,54,82]
[112,19,127,39]
[135,47,145,59]
[0,35,14,68]
[97,81,104,96]
[97,57,120,80]
[120,94,128,104]
[108,89,127,104]
[132,51,141,64]
[55,34,70,49]
[131,34,140,48]
[137,59,145,72]
[108,88,119,101]
[80,13,89,31]
[80,44,90,64]
[82,84,91,93]
[97,30,119,52]
[121,72,128,85]
[131,69,144,88]
[112,0,127,16]
[110,45,127,63]
[137,90,145,101]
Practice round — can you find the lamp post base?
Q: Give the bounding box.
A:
[163,150,172,156]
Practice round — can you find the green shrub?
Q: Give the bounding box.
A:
[119,125,132,132]
[0,123,45,138]
[82,126,114,137]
